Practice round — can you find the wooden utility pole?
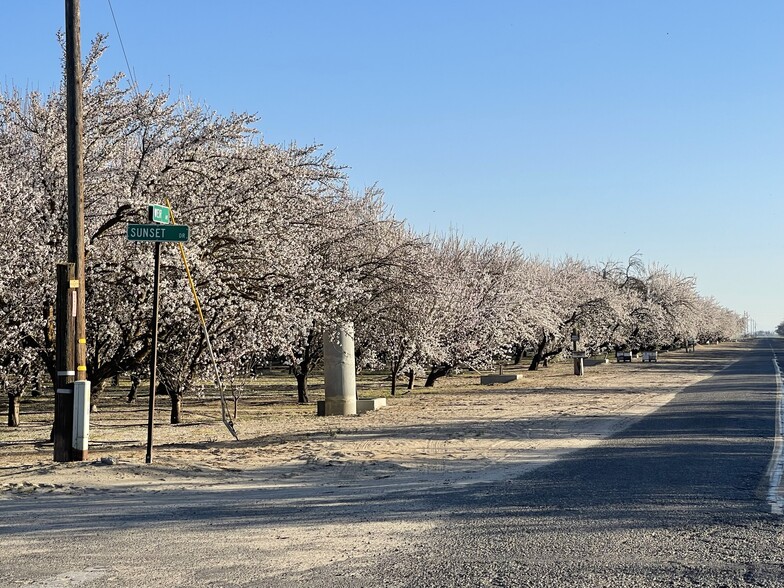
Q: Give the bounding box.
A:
[65,0,87,379]
[54,0,87,462]
[53,264,76,462]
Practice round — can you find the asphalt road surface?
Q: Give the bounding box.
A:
[293,339,784,587]
[2,340,783,587]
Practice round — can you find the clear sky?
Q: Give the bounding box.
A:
[2,1,782,331]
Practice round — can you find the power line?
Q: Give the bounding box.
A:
[107,0,138,95]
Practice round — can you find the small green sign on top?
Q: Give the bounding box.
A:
[127,224,190,243]
[148,204,171,225]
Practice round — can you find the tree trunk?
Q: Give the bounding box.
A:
[31,374,42,398]
[390,359,401,396]
[536,348,563,370]
[294,334,314,404]
[127,375,140,403]
[513,344,524,365]
[407,369,415,390]
[424,364,451,387]
[232,388,241,419]
[7,393,21,427]
[529,338,563,370]
[296,372,309,404]
[169,389,183,424]
[529,335,548,371]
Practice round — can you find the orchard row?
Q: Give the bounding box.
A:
[0,38,743,423]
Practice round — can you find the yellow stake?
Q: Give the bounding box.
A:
[165,198,237,440]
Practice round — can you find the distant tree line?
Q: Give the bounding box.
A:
[0,38,744,426]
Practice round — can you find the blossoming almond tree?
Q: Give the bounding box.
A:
[0,36,347,417]
[351,222,433,395]
[390,235,535,386]
[0,78,66,425]
[0,35,748,427]
[525,257,608,370]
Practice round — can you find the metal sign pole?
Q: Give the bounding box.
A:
[145,241,162,464]
[127,206,188,462]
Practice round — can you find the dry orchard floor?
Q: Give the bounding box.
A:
[1,344,745,494]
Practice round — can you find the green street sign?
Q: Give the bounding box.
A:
[127,224,190,242]
[148,204,171,224]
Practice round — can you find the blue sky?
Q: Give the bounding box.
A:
[2,1,782,330]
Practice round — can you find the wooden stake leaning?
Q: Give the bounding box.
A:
[165,199,238,440]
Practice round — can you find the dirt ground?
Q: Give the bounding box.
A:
[1,344,746,494]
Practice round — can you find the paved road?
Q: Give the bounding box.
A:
[2,341,783,587]
[291,340,784,587]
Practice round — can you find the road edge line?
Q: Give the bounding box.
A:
[766,353,784,515]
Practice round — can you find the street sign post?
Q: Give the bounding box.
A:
[126,209,190,463]
[127,224,189,243]
[146,240,162,464]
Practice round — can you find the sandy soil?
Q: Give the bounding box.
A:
[1,345,743,494]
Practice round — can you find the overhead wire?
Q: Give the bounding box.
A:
[106,0,139,95]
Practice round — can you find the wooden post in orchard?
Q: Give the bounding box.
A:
[572,329,584,376]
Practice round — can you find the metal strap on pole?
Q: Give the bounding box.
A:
[165,199,238,440]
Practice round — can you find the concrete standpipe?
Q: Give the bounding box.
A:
[323,322,357,416]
